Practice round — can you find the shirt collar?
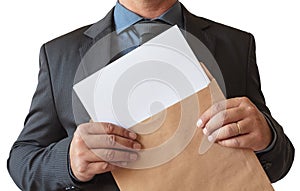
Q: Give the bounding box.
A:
[114,1,183,34]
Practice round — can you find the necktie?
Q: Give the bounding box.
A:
[134,20,171,45]
[109,20,170,64]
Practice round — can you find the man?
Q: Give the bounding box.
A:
[8,0,294,190]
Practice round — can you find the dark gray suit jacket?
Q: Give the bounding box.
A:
[8,5,294,191]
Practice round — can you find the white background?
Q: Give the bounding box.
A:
[0,0,298,190]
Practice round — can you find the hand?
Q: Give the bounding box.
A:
[197,97,272,151]
[70,122,142,182]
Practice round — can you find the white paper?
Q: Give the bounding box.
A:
[73,25,210,128]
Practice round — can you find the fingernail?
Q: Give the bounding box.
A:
[129,132,137,139]
[133,143,142,150]
[130,154,138,161]
[121,161,128,166]
[196,119,203,128]
[203,127,208,135]
[208,135,213,142]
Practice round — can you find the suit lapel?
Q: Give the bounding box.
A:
[76,8,115,82]
[79,8,114,58]
[182,5,216,57]
[181,6,229,95]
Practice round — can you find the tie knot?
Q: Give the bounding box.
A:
[134,20,170,44]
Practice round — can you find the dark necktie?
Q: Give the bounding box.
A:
[134,20,171,45]
[109,20,170,63]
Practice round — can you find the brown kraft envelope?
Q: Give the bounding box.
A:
[112,63,274,191]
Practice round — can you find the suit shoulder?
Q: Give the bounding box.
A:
[193,14,253,40]
[205,16,250,34]
[44,25,92,50]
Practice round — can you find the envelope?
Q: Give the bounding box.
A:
[73,25,273,190]
[111,65,274,191]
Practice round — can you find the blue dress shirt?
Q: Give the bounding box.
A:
[110,1,184,62]
[114,0,184,34]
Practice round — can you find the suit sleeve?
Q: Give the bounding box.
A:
[246,34,295,183]
[7,45,79,191]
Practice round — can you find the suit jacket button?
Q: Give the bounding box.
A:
[263,162,272,170]
[65,186,80,190]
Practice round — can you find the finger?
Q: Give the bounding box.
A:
[91,149,138,162]
[83,134,142,150]
[197,100,227,128]
[217,133,254,149]
[86,162,117,176]
[71,137,139,163]
[79,122,138,140]
[110,161,130,167]
[204,107,243,136]
[70,139,104,163]
[209,122,246,142]
[197,98,242,128]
